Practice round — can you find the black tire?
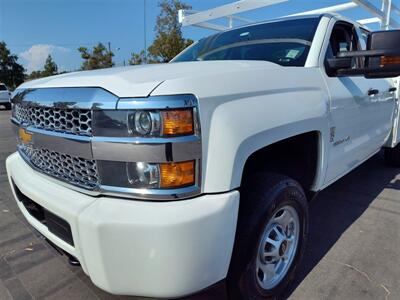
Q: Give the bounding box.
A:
[4,103,11,110]
[227,173,308,300]
[385,145,400,167]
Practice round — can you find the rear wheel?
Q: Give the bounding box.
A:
[384,145,400,167]
[4,103,11,110]
[227,173,308,300]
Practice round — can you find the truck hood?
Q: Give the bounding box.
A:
[18,61,281,98]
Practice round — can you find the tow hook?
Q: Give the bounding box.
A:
[66,254,81,267]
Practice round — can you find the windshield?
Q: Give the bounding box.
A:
[0,84,7,91]
[172,17,320,67]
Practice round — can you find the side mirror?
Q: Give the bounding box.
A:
[325,57,353,77]
[365,30,400,78]
[326,57,352,70]
[328,30,400,78]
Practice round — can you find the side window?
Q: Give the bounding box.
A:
[356,27,369,50]
[327,26,354,57]
[354,27,370,68]
[325,23,361,72]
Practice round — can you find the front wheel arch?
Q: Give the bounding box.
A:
[238,131,322,195]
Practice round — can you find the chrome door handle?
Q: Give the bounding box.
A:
[368,89,379,96]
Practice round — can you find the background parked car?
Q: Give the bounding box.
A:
[0,83,11,110]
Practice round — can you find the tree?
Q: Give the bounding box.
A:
[28,54,58,80]
[0,41,25,89]
[42,55,58,77]
[129,50,146,65]
[29,70,43,80]
[132,0,193,64]
[78,43,114,70]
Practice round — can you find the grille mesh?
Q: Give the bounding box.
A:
[20,144,99,189]
[14,104,92,136]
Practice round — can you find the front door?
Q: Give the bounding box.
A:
[323,21,395,185]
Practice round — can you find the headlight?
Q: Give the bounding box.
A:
[100,160,197,190]
[125,160,195,189]
[128,111,161,136]
[126,162,160,188]
[93,94,201,198]
[127,109,194,137]
[94,107,198,138]
[134,111,153,135]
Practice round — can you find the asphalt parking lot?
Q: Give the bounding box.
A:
[1,107,400,300]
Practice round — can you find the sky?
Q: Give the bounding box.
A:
[0,0,399,73]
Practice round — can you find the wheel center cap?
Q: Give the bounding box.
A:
[279,240,287,256]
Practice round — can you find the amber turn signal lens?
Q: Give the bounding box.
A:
[160,160,195,188]
[161,109,194,136]
[380,56,400,66]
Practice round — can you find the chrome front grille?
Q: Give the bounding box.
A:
[19,144,99,189]
[14,104,92,136]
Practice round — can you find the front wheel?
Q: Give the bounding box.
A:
[227,173,308,299]
[4,103,11,110]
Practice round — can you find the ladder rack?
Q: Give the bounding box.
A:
[178,0,400,31]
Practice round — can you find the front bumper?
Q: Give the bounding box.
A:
[6,152,239,298]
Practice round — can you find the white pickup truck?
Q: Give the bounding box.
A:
[6,13,400,299]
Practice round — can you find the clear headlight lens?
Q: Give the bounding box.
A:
[128,111,161,136]
[126,162,160,188]
[135,111,152,135]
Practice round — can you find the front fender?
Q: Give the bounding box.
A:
[151,66,330,194]
[204,92,330,193]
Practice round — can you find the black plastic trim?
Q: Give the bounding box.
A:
[12,180,75,246]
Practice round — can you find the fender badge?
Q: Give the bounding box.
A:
[333,136,351,147]
[19,128,32,144]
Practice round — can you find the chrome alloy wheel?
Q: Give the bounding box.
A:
[256,205,300,290]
